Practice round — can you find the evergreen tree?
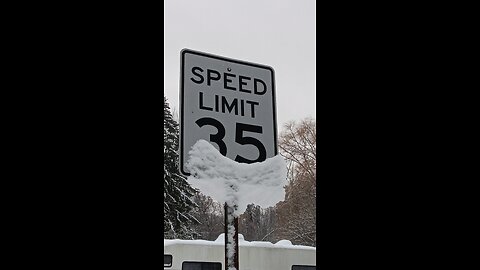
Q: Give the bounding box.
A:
[164,96,198,239]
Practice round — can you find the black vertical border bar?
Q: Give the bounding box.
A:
[179,49,188,176]
[270,65,277,156]
[179,48,278,175]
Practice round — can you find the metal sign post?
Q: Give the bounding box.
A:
[224,203,239,270]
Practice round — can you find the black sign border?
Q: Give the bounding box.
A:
[179,48,278,176]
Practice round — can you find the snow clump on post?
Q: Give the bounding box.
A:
[186,139,287,217]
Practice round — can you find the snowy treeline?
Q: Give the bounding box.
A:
[164,97,199,239]
[163,96,316,246]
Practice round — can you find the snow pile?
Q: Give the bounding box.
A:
[186,140,287,216]
[274,240,293,246]
[214,233,225,243]
[214,233,244,243]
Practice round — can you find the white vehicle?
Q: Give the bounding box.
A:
[164,234,316,270]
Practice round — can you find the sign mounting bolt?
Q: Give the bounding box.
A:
[227,67,232,72]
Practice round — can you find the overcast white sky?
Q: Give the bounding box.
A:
[164,0,316,131]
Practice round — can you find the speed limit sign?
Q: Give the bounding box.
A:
[179,49,278,175]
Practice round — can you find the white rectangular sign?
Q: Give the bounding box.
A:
[179,49,277,175]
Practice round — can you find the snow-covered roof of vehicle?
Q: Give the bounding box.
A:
[164,233,315,250]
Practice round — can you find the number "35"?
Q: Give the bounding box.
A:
[195,117,267,164]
